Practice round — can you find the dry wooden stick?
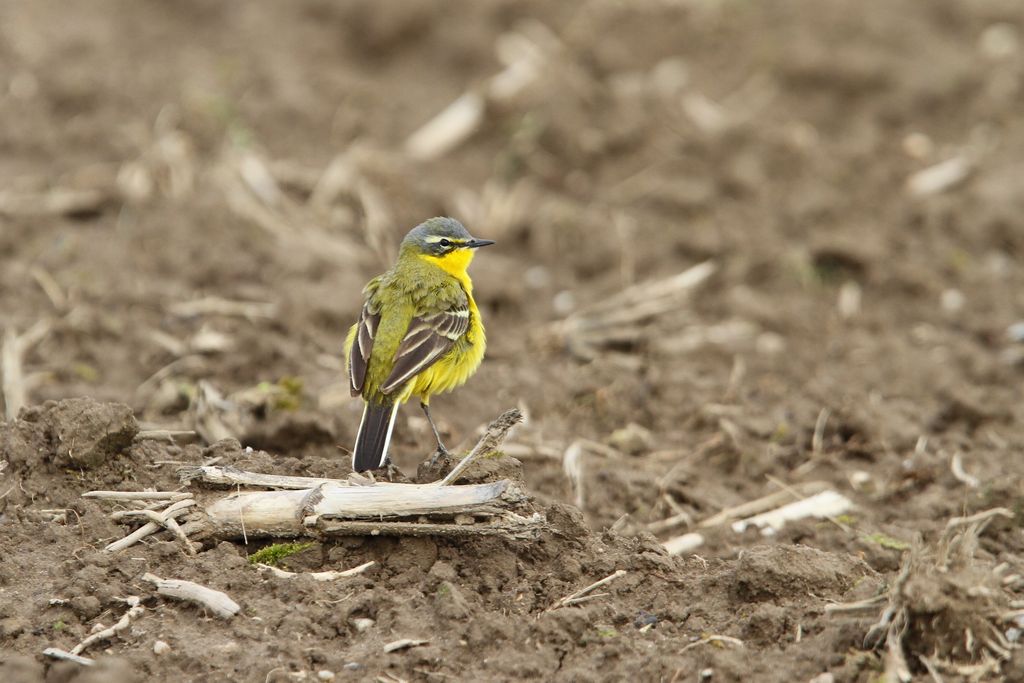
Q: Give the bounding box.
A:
[142,573,240,618]
[136,429,197,442]
[824,595,887,614]
[551,569,627,609]
[180,465,353,490]
[562,441,585,509]
[949,452,980,488]
[29,266,67,311]
[167,296,276,320]
[84,490,191,502]
[553,261,716,359]
[662,532,705,556]
[256,560,376,581]
[71,597,143,655]
[697,481,829,528]
[647,511,694,534]
[104,498,195,552]
[106,521,162,553]
[680,634,745,653]
[136,509,196,554]
[42,648,95,666]
[311,512,544,541]
[438,408,524,485]
[732,490,852,535]
[202,478,520,535]
[0,188,108,217]
[384,638,429,653]
[2,320,52,419]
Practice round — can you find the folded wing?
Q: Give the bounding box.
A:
[380,303,470,395]
[348,301,380,396]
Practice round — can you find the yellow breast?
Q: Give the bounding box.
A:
[404,252,486,402]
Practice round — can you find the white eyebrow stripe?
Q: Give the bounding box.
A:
[424,235,445,243]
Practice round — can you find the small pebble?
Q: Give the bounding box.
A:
[980,23,1019,60]
[940,289,964,313]
[350,618,374,633]
[902,132,933,160]
[552,290,575,315]
[756,332,785,355]
[524,265,550,289]
[153,640,171,655]
[317,671,335,681]
[1007,322,1024,343]
[608,422,653,456]
[849,470,872,491]
[343,662,362,671]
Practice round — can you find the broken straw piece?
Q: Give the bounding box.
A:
[383,638,428,653]
[405,93,485,161]
[906,157,971,197]
[663,532,705,556]
[731,490,852,536]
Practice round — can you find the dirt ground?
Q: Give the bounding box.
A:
[2,1,1024,681]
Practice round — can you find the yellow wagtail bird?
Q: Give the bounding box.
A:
[345,217,494,472]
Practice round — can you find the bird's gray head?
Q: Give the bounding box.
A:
[401,217,495,257]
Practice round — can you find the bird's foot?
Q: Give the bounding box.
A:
[378,457,409,483]
[428,445,452,469]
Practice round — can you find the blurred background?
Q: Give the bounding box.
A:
[1,0,1023,534]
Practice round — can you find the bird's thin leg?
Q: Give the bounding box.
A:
[421,402,450,457]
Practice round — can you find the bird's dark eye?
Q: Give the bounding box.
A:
[439,239,451,247]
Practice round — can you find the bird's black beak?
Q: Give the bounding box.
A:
[466,238,496,249]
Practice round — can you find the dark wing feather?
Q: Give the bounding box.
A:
[349,302,380,396]
[380,304,470,395]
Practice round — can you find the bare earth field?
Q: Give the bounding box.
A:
[2,1,1024,681]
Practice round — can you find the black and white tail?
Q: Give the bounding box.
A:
[352,402,400,472]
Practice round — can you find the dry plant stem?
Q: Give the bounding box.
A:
[42,648,95,666]
[824,595,887,614]
[256,560,375,581]
[552,569,627,609]
[918,655,946,683]
[680,635,745,653]
[562,441,584,509]
[2,320,51,420]
[647,511,694,534]
[136,429,197,442]
[71,598,143,655]
[884,610,912,683]
[945,507,1012,533]
[203,479,518,536]
[697,481,829,528]
[84,491,191,501]
[0,188,107,217]
[29,266,67,310]
[104,498,195,552]
[105,521,162,553]
[138,509,196,554]
[180,465,352,490]
[311,513,543,541]
[662,533,705,556]
[812,408,830,455]
[438,408,525,485]
[383,638,429,654]
[142,573,240,618]
[555,261,716,358]
[731,490,852,534]
[167,296,276,320]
